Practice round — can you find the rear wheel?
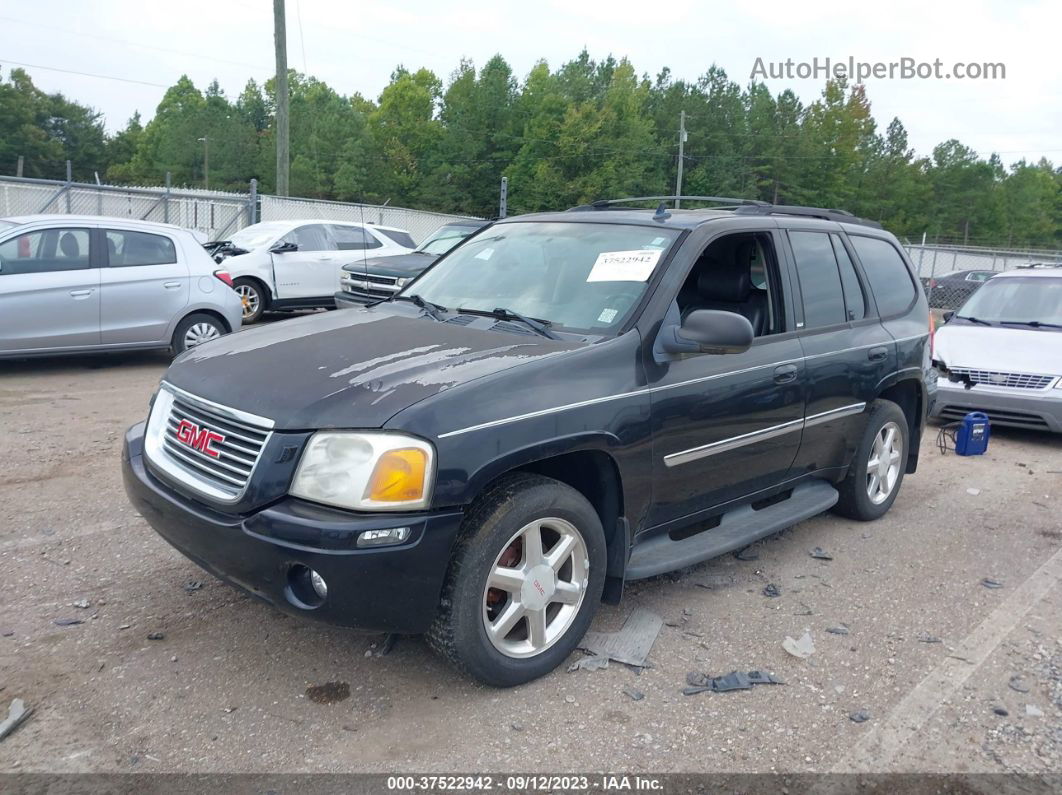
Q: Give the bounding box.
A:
[171,313,225,355]
[233,278,266,324]
[833,399,908,521]
[427,473,606,687]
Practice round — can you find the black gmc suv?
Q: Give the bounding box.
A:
[123,197,932,687]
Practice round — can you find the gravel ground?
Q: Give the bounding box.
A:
[0,325,1060,774]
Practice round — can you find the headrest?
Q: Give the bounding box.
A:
[59,233,80,258]
[697,251,751,303]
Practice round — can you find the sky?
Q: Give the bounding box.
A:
[1,0,1059,165]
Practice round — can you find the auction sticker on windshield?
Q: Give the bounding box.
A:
[587,249,662,282]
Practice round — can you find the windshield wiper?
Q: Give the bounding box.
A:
[955,315,992,326]
[396,293,447,322]
[456,307,558,340]
[999,320,1062,329]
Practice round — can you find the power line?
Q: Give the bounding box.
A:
[0,59,172,89]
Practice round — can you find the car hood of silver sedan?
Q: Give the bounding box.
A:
[934,323,1062,375]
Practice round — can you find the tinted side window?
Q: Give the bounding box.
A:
[830,234,866,321]
[789,231,846,329]
[0,228,91,274]
[289,225,333,251]
[376,228,415,248]
[850,236,917,317]
[105,230,177,266]
[330,225,381,251]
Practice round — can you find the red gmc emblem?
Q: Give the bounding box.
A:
[175,419,225,458]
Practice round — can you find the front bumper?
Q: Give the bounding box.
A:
[333,290,373,309]
[122,423,464,633]
[931,379,1062,432]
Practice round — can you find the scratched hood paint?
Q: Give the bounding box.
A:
[164,305,580,430]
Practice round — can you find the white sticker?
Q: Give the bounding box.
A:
[597,308,619,323]
[586,249,662,282]
[474,247,494,260]
[650,237,668,247]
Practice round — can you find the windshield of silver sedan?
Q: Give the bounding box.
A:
[402,221,680,334]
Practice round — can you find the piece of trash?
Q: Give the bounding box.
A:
[117,624,131,630]
[578,608,662,668]
[510,722,524,731]
[375,633,398,657]
[782,630,815,659]
[993,706,1008,717]
[305,681,350,705]
[146,632,164,641]
[1008,675,1030,693]
[683,669,784,695]
[568,655,609,673]
[848,709,871,723]
[0,629,13,638]
[696,574,733,590]
[966,488,981,496]
[981,578,1004,589]
[916,633,942,644]
[1025,704,1043,717]
[762,584,782,598]
[183,581,203,592]
[734,546,759,561]
[564,695,576,704]
[53,618,83,626]
[826,625,850,636]
[794,603,814,616]
[0,698,32,742]
[809,547,833,560]
[72,599,90,609]
[623,687,645,702]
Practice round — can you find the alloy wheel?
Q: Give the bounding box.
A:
[866,420,903,505]
[236,284,260,319]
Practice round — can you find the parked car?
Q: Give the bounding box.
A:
[932,267,1062,431]
[0,214,242,359]
[919,269,996,309]
[335,220,489,306]
[122,198,931,686]
[212,220,416,323]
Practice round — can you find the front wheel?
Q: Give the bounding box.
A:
[833,399,909,521]
[427,473,606,687]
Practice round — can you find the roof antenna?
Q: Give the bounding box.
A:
[653,201,672,221]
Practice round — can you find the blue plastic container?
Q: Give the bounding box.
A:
[955,411,990,456]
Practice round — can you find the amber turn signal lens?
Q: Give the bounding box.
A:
[366,448,428,503]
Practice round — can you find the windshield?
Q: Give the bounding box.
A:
[229,222,292,251]
[957,276,1062,325]
[418,226,477,255]
[406,221,681,334]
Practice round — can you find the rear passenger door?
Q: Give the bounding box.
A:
[784,227,894,473]
[100,228,189,345]
[271,223,337,300]
[0,226,100,353]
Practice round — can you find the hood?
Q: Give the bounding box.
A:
[164,305,581,430]
[341,251,437,277]
[934,323,1062,375]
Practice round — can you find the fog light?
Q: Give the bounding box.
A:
[310,569,328,599]
[357,527,411,548]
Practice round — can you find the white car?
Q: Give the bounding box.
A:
[213,220,416,323]
[0,214,243,359]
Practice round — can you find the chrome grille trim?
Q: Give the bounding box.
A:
[948,368,1055,390]
[143,383,274,504]
[340,272,403,300]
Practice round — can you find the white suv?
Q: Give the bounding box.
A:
[214,220,416,323]
[0,215,243,359]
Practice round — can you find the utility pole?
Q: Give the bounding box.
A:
[274,0,290,196]
[198,136,209,190]
[675,110,686,208]
[16,156,23,178]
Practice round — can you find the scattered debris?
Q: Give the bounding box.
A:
[72,598,91,609]
[809,547,833,560]
[782,630,815,659]
[826,625,850,636]
[993,706,1009,717]
[0,698,32,742]
[510,722,524,732]
[696,574,734,590]
[568,655,609,673]
[794,603,814,617]
[305,681,350,705]
[1008,675,1030,693]
[734,546,759,561]
[981,578,1004,589]
[376,633,398,657]
[564,695,576,704]
[0,629,13,638]
[578,608,662,668]
[623,687,645,702]
[848,709,871,723]
[1025,704,1043,717]
[117,624,131,630]
[183,581,203,592]
[916,633,942,644]
[146,632,164,641]
[762,584,782,598]
[966,488,982,496]
[683,669,784,695]
[53,618,83,627]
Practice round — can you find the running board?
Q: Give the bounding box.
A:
[625,480,839,580]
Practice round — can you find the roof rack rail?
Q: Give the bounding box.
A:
[575,195,770,210]
[732,204,882,229]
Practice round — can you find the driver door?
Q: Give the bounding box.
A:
[271,223,337,300]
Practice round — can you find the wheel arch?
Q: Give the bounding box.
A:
[874,374,925,474]
[233,275,272,309]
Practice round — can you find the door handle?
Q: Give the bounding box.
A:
[773,364,798,384]
[69,289,92,297]
[163,281,181,289]
[868,346,889,362]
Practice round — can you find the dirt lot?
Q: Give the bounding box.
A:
[0,324,1060,775]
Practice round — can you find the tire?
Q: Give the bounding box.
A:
[833,399,909,521]
[171,313,226,355]
[426,473,606,687]
[233,278,266,324]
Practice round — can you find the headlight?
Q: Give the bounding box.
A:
[289,432,434,511]
[1055,377,1062,390]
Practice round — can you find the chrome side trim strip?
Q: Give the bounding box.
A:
[803,402,867,428]
[663,418,805,467]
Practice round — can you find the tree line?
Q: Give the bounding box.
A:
[1,53,1058,248]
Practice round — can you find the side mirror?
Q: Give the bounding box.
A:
[658,309,754,356]
[942,310,954,323]
[270,241,298,254]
